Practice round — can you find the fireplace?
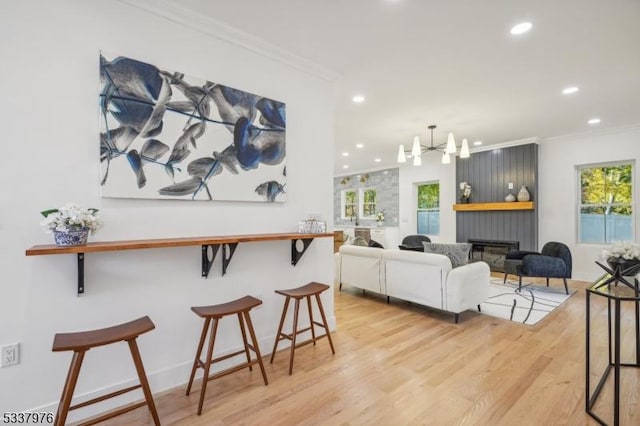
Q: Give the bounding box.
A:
[468,239,520,272]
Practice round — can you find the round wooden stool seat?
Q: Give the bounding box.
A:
[271,281,335,375]
[186,295,268,415]
[51,316,160,426]
[191,295,262,318]
[52,316,155,352]
[275,282,330,299]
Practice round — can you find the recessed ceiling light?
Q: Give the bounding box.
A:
[473,141,483,146]
[342,152,349,157]
[352,95,365,103]
[374,158,381,163]
[510,22,532,35]
[562,86,579,95]
[342,165,349,169]
[588,118,601,125]
[356,143,364,148]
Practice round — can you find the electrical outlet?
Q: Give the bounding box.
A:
[1,343,20,367]
[508,182,514,190]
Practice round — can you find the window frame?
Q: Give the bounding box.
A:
[576,160,634,245]
[416,181,440,236]
[341,189,357,220]
[359,187,377,219]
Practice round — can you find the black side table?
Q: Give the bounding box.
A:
[586,267,640,426]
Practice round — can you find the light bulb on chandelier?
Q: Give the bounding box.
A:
[397,125,471,166]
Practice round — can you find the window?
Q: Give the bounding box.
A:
[360,188,377,218]
[342,190,357,219]
[341,188,377,220]
[417,182,440,235]
[578,162,633,243]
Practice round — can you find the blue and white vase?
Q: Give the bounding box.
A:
[53,227,89,246]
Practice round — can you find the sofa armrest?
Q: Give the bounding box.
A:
[444,261,490,313]
[521,255,568,278]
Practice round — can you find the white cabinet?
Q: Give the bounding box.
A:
[369,228,386,246]
[334,227,399,249]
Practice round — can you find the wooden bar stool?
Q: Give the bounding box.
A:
[51,316,160,426]
[270,282,335,375]
[186,295,268,415]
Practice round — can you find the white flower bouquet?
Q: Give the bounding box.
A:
[40,203,102,234]
[459,182,472,200]
[375,211,385,222]
[602,241,640,261]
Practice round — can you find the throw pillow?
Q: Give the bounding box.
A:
[368,239,384,249]
[422,242,472,268]
[352,236,369,247]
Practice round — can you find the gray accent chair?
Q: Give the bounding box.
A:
[504,242,572,294]
[398,235,431,252]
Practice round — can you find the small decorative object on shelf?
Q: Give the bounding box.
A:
[375,211,385,227]
[505,193,516,202]
[298,219,326,234]
[40,203,101,246]
[459,182,472,203]
[517,185,530,202]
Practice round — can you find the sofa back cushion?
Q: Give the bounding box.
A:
[338,245,384,293]
[422,242,472,268]
[383,249,450,309]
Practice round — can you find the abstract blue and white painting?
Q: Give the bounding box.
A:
[99,53,286,202]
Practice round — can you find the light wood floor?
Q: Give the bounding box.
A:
[92,276,640,425]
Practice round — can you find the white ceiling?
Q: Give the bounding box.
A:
[172,0,640,174]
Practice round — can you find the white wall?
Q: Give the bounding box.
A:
[398,154,457,243]
[0,0,334,417]
[539,125,640,281]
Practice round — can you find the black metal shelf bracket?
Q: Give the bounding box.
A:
[201,244,221,278]
[222,243,238,276]
[77,253,85,295]
[291,238,314,266]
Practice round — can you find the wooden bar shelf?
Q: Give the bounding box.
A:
[452,201,535,211]
[26,232,334,295]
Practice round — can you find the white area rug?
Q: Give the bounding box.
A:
[479,279,575,325]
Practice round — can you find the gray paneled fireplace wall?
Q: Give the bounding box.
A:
[456,143,538,270]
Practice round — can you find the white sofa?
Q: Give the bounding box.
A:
[336,245,490,322]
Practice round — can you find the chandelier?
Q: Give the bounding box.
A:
[397,125,470,166]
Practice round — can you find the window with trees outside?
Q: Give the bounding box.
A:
[578,162,633,243]
[360,188,377,218]
[417,182,440,235]
[342,190,357,219]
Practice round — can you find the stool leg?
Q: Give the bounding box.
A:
[54,351,85,426]
[128,339,161,426]
[186,317,211,396]
[307,295,317,345]
[315,293,335,354]
[243,310,268,385]
[270,296,290,364]
[288,298,301,375]
[237,313,252,371]
[198,318,219,415]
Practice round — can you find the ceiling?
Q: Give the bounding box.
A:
[172,0,640,174]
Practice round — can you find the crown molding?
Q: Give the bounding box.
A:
[334,166,399,178]
[117,0,341,82]
[540,122,640,144]
[469,137,540,154]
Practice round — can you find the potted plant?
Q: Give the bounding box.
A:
[375,211,385,227]
[40,203,102,246]
[602,241,640,274]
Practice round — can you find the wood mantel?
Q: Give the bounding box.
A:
[452,201,535,211]
[26,232,334,295]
